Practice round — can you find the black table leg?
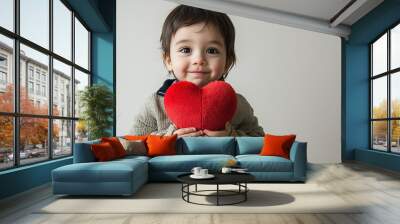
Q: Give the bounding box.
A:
[245,183,247,201]
[217,184,219,206]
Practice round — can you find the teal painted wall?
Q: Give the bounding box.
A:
[91,32,114,135]
[0,158,72,199]
[344,0,400,171]
[0,0,115,200]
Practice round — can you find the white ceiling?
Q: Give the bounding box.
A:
[167,0,384,38]
[225,0,352,23]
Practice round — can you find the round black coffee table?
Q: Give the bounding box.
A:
[177,173,255,206]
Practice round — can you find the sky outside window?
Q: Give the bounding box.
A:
[20,0,49,49]
[391,24,400,70]
[75,18,89,70]
[373,34,387,76]
[0,0,14,31]
[54,0,72,60]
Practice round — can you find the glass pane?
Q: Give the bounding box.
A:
[392,24,400,70]
[0,116,13,170]
[0,0,13,31]
[372,121,387,151]
[0,34,14,112]
[20,0,49,49]
[75,17,89,70]
[20,44,49,115]
[53,59,72,117]
[53,119,72,157]
[372,77,387,119]
[391,120,400,153]
[53,0,72,60]
[20,117,49,165]
[372,33,387,76]
[74,69,89,118]
[75,120,88,143]
[391,72,400,117]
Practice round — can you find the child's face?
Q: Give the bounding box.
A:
[164,23,227,87]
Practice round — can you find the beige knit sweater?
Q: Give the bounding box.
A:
[131,93,264,136]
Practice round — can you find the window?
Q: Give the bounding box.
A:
[42,85,46,97]
[28,81,34,94]
[371,23,400,154]
[29,67,34,80]
[41,73,46,82]
[36,83,40,95]
[0,54,7,86]
[0,0,91,170]
[0,55,7,67]
[0,71,6,84]
[35,70,40,81]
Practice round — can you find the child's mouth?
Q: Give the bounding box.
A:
[188,71,209,75]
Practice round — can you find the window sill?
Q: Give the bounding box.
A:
[0,156,72,175]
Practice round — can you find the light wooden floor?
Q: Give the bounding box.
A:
[1,162,400,224]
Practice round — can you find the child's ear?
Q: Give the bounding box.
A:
[163,54,173,71]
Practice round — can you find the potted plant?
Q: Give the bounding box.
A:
[79,84,113,140]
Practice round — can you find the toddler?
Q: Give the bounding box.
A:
[131,5,264,137]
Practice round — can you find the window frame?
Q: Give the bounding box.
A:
[0,0,92,171]
[370,20,400,154]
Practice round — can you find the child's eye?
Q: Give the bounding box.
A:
[207,47,219,54]
[179,47,191,54]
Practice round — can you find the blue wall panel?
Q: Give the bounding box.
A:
[345,0,400,171]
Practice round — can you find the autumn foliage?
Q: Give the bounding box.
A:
[0,84,59,150]
[372,99,400,142]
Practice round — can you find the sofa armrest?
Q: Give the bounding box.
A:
[73,140,100,163]
[289,141,307,181]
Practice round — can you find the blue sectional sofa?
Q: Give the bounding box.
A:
[52,137,307,196]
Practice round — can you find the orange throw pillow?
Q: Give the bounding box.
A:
[101,137,127,158]
[124,135,148,141]
[259,134,296,159]
[91,142,118,161]
[146,135,177,157]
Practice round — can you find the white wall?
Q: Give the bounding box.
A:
[117,0,341,163]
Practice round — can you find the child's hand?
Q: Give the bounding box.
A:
[173,127,204,137]
[203,129,229,137]
[203,122,232,137]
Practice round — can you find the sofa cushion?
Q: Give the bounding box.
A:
[52,159,147,183]
[148,154,235,172]
[236,155,293,172]
[260,134,296,159]
[101,137,127,158]
[91,142,118,161]
[177,137,236,155]
[235,137,263,155]
[147,135,177,157]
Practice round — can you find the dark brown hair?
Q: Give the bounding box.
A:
[160,5,236,78]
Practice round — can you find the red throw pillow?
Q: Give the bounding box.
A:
[146,135,177,157]
[101,137,127,158]
[91,142,118,161]
[164,81,237,131]
[260,134,296,159]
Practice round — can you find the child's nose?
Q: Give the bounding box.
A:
[192,52,206,65]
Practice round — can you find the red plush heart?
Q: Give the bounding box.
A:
[164,81,237,131]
